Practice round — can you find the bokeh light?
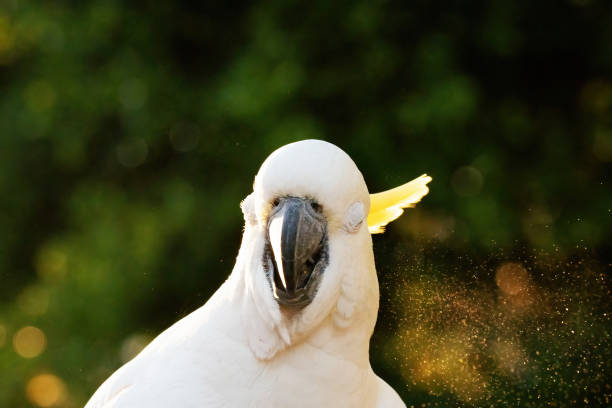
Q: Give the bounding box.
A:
[116,138,148,168]
[13,326,47,358]
[26,374,67,407]
[169,121,201,153]
[120,333,153,364]
[0,15,15,64]
[17,285,50,316]
[118,77,148,111]
[388,246,611,406]
[495,262,529,295]
[35,246,67,283]
[491,339,529,377]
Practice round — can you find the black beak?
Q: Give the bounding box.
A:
[267,197,327,306]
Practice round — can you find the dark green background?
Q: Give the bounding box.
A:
[1,0,610,406]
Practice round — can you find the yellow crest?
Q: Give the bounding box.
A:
[367,174,432,234]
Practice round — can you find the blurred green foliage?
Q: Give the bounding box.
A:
[1,0,611,406]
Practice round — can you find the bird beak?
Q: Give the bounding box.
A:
[267,197,327,307]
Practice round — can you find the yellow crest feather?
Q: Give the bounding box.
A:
[367,174,432,234]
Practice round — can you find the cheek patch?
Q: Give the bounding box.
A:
[343,201,365,233]
[240,193,258,226]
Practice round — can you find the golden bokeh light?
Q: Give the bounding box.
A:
[13,326,47,358]
[388,247,609,406]
[492,340,529,377]
[495,262,529,295]
[0,15,15,64]
[400,330,489,403]
[394,276,495,403]
[120,333,153,363]
[35,246,67,283]
[400,212,456,242]
[17,285,50,316]
[26,373,66,407]
[522,205,556,246]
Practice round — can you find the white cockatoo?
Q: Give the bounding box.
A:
[86,140,431,408]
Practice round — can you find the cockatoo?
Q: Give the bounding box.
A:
[86,140,431,408]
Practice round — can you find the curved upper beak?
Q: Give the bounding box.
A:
[267,197,327,306]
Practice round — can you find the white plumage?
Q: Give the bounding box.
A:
[86,140,425,407]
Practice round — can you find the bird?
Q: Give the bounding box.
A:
[85,139,432,408]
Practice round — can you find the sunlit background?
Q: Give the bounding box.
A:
[1,0,611,406]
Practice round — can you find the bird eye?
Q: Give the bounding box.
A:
[272,198,280,207]
[311,201,322,213]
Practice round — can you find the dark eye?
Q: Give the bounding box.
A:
[311,201,322,213]
[272,198,280,207]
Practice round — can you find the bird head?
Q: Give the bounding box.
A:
[237,140,431,359]
[250,140,369,308]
